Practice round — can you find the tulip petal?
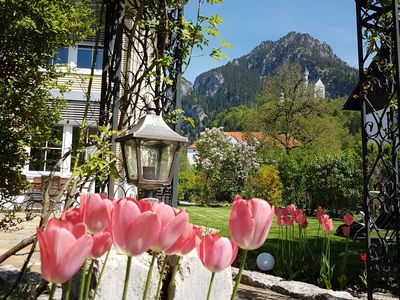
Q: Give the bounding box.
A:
[58,235,93,283]
[154,210,189,251]
[229,200,254,249]
[112,199,140,252]
[210,237,233,272]
[152,202,175,227]
[126,212,161,256]
[71,223,87,239]
[91,232,112,258]
[37,228,53,282]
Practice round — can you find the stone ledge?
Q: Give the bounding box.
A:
[232,267,357,300]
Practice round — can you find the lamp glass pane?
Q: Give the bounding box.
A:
[123,140,138,181]
[140,140,177,181]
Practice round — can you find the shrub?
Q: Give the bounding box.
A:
[305,154,363,214]
[243,165,282,206]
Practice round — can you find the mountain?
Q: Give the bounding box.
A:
[182,32,359,137]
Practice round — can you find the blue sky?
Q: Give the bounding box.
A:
[184,0,358,83]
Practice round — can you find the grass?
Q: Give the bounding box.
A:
[180,205,366,290]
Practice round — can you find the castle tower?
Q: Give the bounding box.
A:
[314,79,325,98]
[303,68,309,89]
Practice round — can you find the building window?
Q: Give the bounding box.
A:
[77,45,103,69]
[29,126,63,172]
[70,126,98,171]
[49,48,69,65]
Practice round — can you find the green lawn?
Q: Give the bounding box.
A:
[180,205,365,289]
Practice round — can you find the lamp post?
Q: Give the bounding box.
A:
[116,106,188,201]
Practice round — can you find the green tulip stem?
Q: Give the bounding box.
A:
[48,283,56,300]
[206,272,216,300]
[78,261,87,300]
[167,256,181,300]
[230,249,248,300]
[84,260,95,300]
[93,248,111,300]
[65,279,72,300]
[155,255,168,300]
[143,252,157,300]
[122,256,132,300]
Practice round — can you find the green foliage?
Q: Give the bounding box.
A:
[243,165,282,207]
[305,154,363,213]
[0,0,94,198]
[193,128,259,205]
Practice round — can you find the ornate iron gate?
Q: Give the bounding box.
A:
[347,0,400,297]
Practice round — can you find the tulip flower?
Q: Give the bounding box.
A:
[343,213,354,226]
[315,207,325,224]
[295,212,307,227]
[286,204,296,215]
[342,225,350,237]
[283,215,294,227]
[80,193,113,234]
[321,214,333,233]
[165,224,201,256]
[196,233,238,273]
[36,218,93,284]
[90,231,113,259]
[276,217,286,227]
[111,198,160,256]
[197,233,238,300]
[151,202,189,252]
[229,196,274,250]
[61,207,81,226]
[229,195,273,300]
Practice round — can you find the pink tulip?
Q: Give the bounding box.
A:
[36,217,93,284]
[295,212,307,227]
[275,208,284,217]
[229,196,274,250]
[286,204,296,215]
[61,207,81,226]
[196,233,238,273]
[111,198,161,256]
[342,225,350,236]
[151,202,189,252]
[321,214,333,233]
[276,217,286,227]
[80,193,113,234]
[283,215,294,226]
[90,231,113,258]
[165,224,201,256]
[127,197,153,212]
[343,213,354,226]
[315,207,325,224]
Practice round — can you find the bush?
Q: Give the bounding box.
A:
[305,154,363,213]
[243,165,282,206]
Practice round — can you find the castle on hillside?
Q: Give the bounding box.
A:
[302,68,326,99]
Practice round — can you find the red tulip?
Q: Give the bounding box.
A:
[165,224,201,256]
[286,204,296,215]
[360,252,367,262]
[151,202,189,252]
[196,233,238,273]
[274,207,284,217]
[295,212,307,227]
[276,217,286,227]
[321,214,333,233]
[229,196,274,250]
[111,198,160,256]
[343,213,354,226]
[80,193,113,234]
[36,217,93,284]
[90,231,113,258]
[283,215,294,226]
[342,225,350,236]
[127,197,153,212]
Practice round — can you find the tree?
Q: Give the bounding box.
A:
[0,0,94,199]
[194,127,259,204]
[254,64,327,154]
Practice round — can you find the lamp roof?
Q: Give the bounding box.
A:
[116,112,188,143]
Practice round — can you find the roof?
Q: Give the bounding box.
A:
[225,132,266,143]
[344,47,391,112]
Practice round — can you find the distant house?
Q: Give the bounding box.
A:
[303,68,326,99]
